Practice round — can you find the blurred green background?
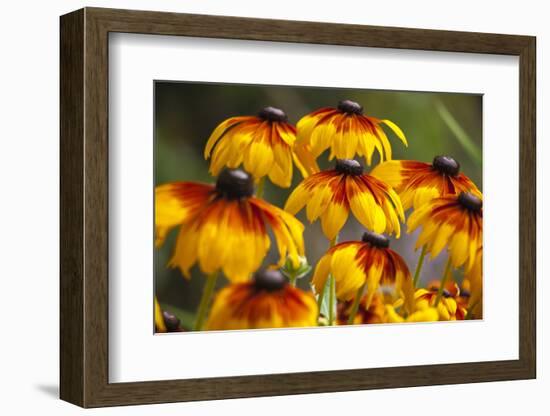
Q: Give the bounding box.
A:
[154,81,482,329]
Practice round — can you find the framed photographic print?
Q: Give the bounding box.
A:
[60,7,536,408]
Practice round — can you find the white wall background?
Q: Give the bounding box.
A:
[0,0,545,414]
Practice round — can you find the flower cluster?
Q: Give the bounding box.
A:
[155,100,482,331]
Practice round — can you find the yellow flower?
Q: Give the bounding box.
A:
[154,297,167,333]
[154,299,183,332]
[407,192,483,271]
[370,156,481,210]
[385,303,439,323]
[206,269,318,330]
[284,159,404,240]
[337,292,391,325]
[415,285,466,321]
[204,107,299,188]
[294,99,407,175]
[155,169,304,282]
[312,230,415,312]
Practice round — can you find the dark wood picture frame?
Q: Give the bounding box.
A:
[60,7,536,408]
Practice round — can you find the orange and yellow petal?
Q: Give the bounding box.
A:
[206,283,318,330]
[386,304,439,323]
[269,140,294,187]
[204,116,250,158]
[205,116,297,188]
[154,297,167,333]
[155,182,213,246]
[169,199,271,282]
[330,243,367,300]
[380,119,408,147]
[251,198,305,268]
[320,200,349,241]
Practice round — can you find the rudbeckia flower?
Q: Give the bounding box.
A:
[294,99,407,175]
[370,155,481,210]
[385,303,439,323]
[337,292,388,325]
[206,269,318,330]
[284,159,404,240]
[407,192,483,271]
[312,230,415,312]
[415,285,466,321]
[155,168,304,282]
[154,299,184,332]
[154,297,167,333]
[204,106,300,188]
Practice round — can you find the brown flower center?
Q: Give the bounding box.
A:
[337,99,363,115]
[162,310,181,332]
[216,168,254,199]
[458,192,482,212]
[335,159,364,176]
[432,155,460,176]
[258,106,288,122]
[253,269,287,292]
[361,230,390,248]
[460,288,471,298]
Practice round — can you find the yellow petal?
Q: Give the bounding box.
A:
[284,181,311,214]
[243,135,274,178]
[330,244,364,300]
[306,183,331,222]
[154,298,167,333]
[204,117,246,158]
[292,143,320,177]
[320,200,349,240]
[449,231,470,268]
[412,186,440,209]
[407,307,439,322]
[169,222,200,279]
[429,223,454,259]
[348,186,386,234]
[381,119,408,146]
[312,252,332,295]
[385,305,405,323]
[155,182,211,246]
[370,160,407,189]
[269,142,293,188]
[374,126,392,161]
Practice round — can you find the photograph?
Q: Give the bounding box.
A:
[153,81,483,332]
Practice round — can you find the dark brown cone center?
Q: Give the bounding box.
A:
[361,230,390,248]
[258,106,288,122]
[216,168,254,199]
[335,159,364,176]
[254,269,287,292]
[432,155,460,176]
[458,191,482,212]
[337,99,363,115]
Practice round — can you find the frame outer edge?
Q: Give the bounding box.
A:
[519,36,537,378]
[60,8,86,407]
[60,7,537,407]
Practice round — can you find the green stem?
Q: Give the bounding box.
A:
[289,275,297,287]
[328,274,336,325]
[316,281,326,319]
[327,236,338,325]
[347,284,366,325]
[256,177,266,198]
[316,237,339,322]
[413,245,427,288]
[193,271,219,331]
[434,259,453,307]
